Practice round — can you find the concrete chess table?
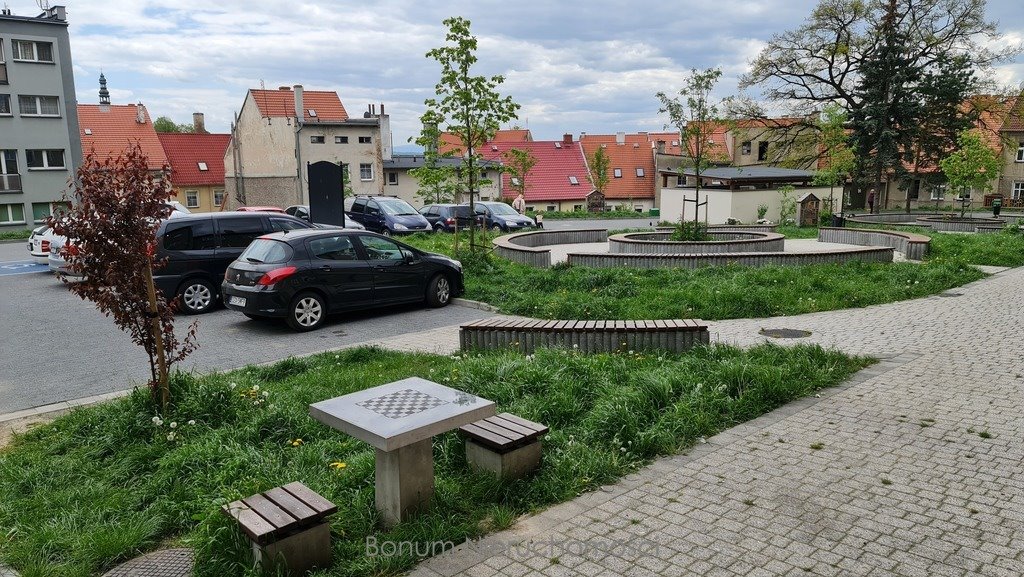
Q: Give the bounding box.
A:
[310,377,495,526]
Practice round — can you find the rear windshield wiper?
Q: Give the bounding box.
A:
[245,257,264,263]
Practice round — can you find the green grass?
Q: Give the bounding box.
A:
[0,229,32,241]
[0,344,870,577]
[841,223,1024,267]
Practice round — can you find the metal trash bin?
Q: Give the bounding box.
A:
[831,214,845,227]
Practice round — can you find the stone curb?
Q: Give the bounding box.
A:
[451,298,500,313]
[0,388,135,425]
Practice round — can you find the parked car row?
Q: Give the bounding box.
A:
[418,201,537,233]
[34,208,464,332]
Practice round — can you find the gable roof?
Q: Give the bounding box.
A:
[648,131,684,155]
[77,104,169,169]
[157,133,231,187]
[996,92,1024,132]
[438,129,534,156]
[481,140,591,202]
[248,88,349,123]
[579,134,656,200]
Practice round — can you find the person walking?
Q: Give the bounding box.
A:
[512,192,526,214]
[867,189,876,214]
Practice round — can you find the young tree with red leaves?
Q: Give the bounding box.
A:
[50,144,197,413]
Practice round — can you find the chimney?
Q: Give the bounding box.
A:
[293,85,303,123]
[136,103,146,124]
[616,131,625,145]
[47,6,67,21]
[562,133,572,145]
[278,86,291,91]
[192,112,206,134]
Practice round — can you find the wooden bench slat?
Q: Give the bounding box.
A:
[471,419,522,443]
[484,415,537,437]
[223,501,278,545]
[263,487,318,522]
[496,413,550,435]
[282,482,338,516]
[242,493,297,531]
[460,422,513,449]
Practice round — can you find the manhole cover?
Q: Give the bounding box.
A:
[938,292,963,298]
[102,549,194,577]
[759,328,812,339]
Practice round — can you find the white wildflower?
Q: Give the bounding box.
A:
[167,432,176,441]
[187,420,196,426]
[169,422,177,429]
[262,391,270,398]
[252,384,260,391]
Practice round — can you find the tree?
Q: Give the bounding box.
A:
[813,104,856,215]
[49,145,198,413]
[502,147,537,200]
[410,110,460,205]
[940,129,1000,217]
[657,67,724,225]
[421,16,521,248]
[738,0,1020,166]
[588,147,610,198]
[153,116,194,133]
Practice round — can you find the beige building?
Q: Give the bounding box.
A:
[223,85,391,209]
[382,154,502,209]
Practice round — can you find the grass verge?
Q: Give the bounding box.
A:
[0,230,32,241]
[0,344,869,577]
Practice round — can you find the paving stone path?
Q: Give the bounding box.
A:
[409,267,1024,577]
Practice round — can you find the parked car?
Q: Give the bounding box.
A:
[153,211,320,314]
[471,201,536,232]
[47,236,79,277]
[418,204,480,232]
[284,204,366,230]
[345,196,431,235]
[237,206,287,214]
[27,225,58,263]
[222,229,463,331]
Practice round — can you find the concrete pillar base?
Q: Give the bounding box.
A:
[375,438,434,527]
[252,521,331,576]
[466,439,542,479]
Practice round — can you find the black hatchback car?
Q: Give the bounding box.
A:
[418,204,479,232]
[221,229,464,331]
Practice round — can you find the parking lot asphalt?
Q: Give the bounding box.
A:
[0,241,494,416]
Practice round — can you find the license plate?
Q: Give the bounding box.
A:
[228,296,246,307]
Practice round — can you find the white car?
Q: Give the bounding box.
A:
[47,235,81,277]
[27,225,62,264]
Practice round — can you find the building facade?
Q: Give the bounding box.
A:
[382,154,501,209]
[223,86,392,210]
[0,5,81,230]
[158,130,231,213]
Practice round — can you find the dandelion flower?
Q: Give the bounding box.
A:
[187,420,196,426]
[262,391,270,398]
[329,461,347,470]
[152,416,163,426]
[253,385,260,391]
[170,422,177,429]
[291,439,304,447]
[167,432,176,441]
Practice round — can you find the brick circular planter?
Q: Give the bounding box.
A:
[915,216,1003,232]
[609,231,785,254]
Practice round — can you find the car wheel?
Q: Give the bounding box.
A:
[426,274,452,308]
[381,229,392,237]
[178,278,216,314]
[491,224,502,233]
[286,291,326,331]
[433,224,445,233]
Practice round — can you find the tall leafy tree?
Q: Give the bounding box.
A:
[153,116,193,133]
[421,16,520,248]
[813,104,856,214]
[940,129,1000,217]
[657,68,724,224]
[410,110,460,205]
[502,147,537,200]
[588,146,610,197]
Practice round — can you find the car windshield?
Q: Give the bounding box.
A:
[487,203,520,216]
[239,239,292,264]
[378,199,419,216]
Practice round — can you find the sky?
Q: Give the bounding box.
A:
[10,0,1024,147]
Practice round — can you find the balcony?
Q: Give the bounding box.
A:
[0,174,22,193]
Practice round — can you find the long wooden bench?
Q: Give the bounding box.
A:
[222,481,337,575]
[460,413,549,479]
[459,318,709,354]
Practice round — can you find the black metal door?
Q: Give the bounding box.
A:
[307,161,346,227]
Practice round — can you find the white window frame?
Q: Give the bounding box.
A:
[310,135,325,144]
[0,203,25,224]
[613,168,622,178]
[635,168,645,177]
[387,172,398,185]
[359,163,373,181]
[185,190,200,208]
[213,189,225,206]
[0,150,16,174]
[568,176,579,185]
[335,136,348,144]
[930,185,946,201]
[1017,143,1024,162]
[0,40,7,85]
[510,177,521,186]
[11,40,53,63]
[0,94,10,116]
[19,95,60,117]
[197,162,209,171]
[25,149,65,170]
[1013,182,1024,200]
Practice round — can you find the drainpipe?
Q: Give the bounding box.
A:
[294,85,304,204]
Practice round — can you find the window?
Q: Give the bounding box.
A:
[908,180,920,200]
[185,190,199,208]
[26,149,65,169]
[31,201,67,223]
[568,176,579,185]
[546,205,556,212]
[163,220,216,251]
[217,217,265,248]
[19,95,60,116]
[573,204,583,211]
[758,141,769,161]
[0,203,25,223]
[1013,182,1024,200]
[335,136,348,144]
[310,135,325,144]
[359,163,373,181]
[0,149,18,191]
[358,136,372,144]
[510,177,521,186]
[930,184,946,201]
[270,218,308,232]
[613,168,622,178]
[213,189,225,206]
[635,168,645,177]
[358,235,404,262]
[12,40,53,63]
[197,162,208,171]
[310,235,358,260]
[0,40,7,84]
[0,95,10,115]
[741,141,752,155]
[1017,142,1024,162]
[387,172,398,185]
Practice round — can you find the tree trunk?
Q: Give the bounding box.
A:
[145,260,169,412]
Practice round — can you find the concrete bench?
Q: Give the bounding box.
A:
[222,482,337,575]
[460,413,549,479]
[459,318,710,354]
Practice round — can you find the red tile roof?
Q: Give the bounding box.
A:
[77,104,169,169]
[249,88,348,123]
[579,134,656,200]
[481,140,591,202]
[157,133,231,187]
[439,129,534,155]
[648,131,684,155]
[994,92,1024,132]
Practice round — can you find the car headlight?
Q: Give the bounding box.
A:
[393,223,408,230]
